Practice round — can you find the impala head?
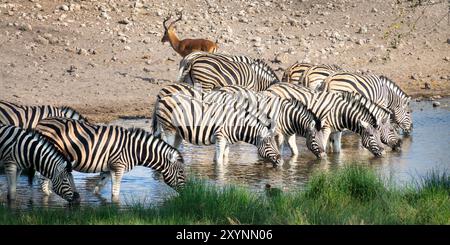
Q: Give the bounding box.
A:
[257,127,282,167]
[377,117,402,151]
[161,12,183,43]
[163,150,186,190]
[359,120,384,157]
[52,160,79,203]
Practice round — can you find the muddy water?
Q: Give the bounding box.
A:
[1,98,449,208]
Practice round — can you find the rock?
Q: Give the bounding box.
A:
[432,101,440,107]
[124,46,131,50]
[411,74,419,80]
[356,39,364,45]
[274,53,289,64]
[76,48,88,55]
[67,65,77,73]
[60,5,69,11]
[101,12,111,20]
[357,25,368,34]
[58,14,67,21]
[371,8,378,13]
[18,23,32,31]
[423,82,431,89]
[118,18,131,25]
[34,35,49,45]
[444,57,450,62]
[142,37,151,44]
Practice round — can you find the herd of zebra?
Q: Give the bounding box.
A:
[0,51,412,204]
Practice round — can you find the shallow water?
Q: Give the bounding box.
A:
[1,98,449,208]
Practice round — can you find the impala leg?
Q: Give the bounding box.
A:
[111,169,124,203]
[286,134,298,156]
[5,163,18,201]
[94,172,111,194]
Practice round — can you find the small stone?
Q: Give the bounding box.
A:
[447,38,450,44]
[101,12,111,20]
[432,101,440,107]
[356,39,364,45]
[357,25,368,34]
[67,65,77,73]
[34,35,49,45]
[118,18,131,25]
[60,5,69,11]
[142,37,151,44]
[77,48,88,55]
[58,14,67,21]
[371,8,378,13]
[444,57,450,62]
[124,46,131,50]
[424,82,431,89]
[411,74,419,80]
[18,23,32,31]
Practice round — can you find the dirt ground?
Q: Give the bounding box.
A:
[1,0,449,123]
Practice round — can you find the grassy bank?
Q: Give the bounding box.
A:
[1,165,449,224]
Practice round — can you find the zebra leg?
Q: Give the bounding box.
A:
[110,169,124,203]
[40,176,53,196]
[331,132,342,152]
[286,134,299,156]
[223,144,230,164]
[5,163,18,200]
[214,137,227,165]
[94,171,111,194]
[275,134,284,152]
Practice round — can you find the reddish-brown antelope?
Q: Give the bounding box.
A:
[161,12,218,57]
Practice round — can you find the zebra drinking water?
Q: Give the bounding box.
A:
[35,118,185,202]
[0,124,79,202]
[152,88,282,166]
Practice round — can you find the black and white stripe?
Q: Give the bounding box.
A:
[0,100,87,129]
[35,118,185,201]
[266,83,387,157]
[282,62,342,89]
[153,86,282,166]
[0,124,78,202]
[322,72,412,134]
[215,85,325,158]
[177,52,279,91]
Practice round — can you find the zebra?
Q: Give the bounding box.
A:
[35,118,185,202]
[321,72,412,135]
[281,62,342,87]
[0,124,79,202]
[0,100,88,184]
[266,83,388,157]
[152,90,282,166]
[0,100,87,129]
[177,51,280,91]
[215,85,325,158]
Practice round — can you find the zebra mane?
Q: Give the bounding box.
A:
[22,127,73,172]
[340,92,380,126]
[59,106,88,122]
[379,75,410,100]
[252,59,280,82]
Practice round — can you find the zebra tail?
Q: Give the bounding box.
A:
[150,100,160,137]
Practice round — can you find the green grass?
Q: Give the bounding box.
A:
[0,165,449,224]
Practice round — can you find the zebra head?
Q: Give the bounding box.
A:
[257,127,282,167]
[393,98,412,135]
[377,117,402,151]
[305,120,327,159]
[358,120,384,157]
[51,160,80,203]
[163,151,186,190]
